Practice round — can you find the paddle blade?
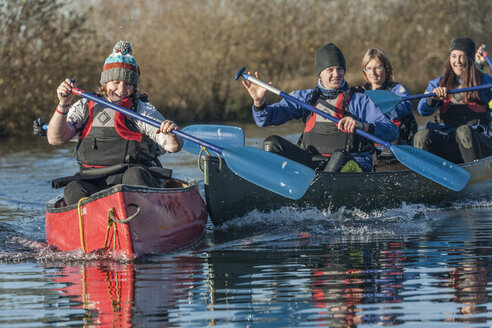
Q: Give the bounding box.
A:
[365,90,402,114]
[182,125,245,155]
[391,145,471,191]
[222,146,316,200]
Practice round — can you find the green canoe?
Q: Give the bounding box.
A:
[202,155,492,226]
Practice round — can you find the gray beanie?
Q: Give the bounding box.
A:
[100,41,140,86]
[315,43,346,76]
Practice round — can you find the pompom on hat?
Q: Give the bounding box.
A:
[100,41,139,86]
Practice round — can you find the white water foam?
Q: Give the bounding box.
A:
[214,195,492,243]
[0,237,135,263]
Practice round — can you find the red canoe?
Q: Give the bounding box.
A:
[45,179,208,258]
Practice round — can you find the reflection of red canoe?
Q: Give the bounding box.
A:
[45,179,208,258]
[55,264,135,327]
[54,256,205,326]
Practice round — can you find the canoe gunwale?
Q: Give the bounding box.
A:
[46,180,200,214]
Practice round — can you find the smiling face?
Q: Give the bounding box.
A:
[319,66,345,89]
[105,80,134,102]
[363,58,387,89]
[450,49,467,77]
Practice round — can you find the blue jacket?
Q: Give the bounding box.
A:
[417,73,492,118]
[386,83,413,121]
[252,88,398,143]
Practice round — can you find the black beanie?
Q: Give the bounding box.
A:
[315,43,346,76]
[449,37,476,59]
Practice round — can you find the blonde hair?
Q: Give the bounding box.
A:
[361,48,394,83]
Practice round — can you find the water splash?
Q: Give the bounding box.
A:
[0,237,135,264]
[211,195,492,247]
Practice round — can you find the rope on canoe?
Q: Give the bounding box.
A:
[77,197,89,253]
[198,146,222,172]
[104,204,141,249]
[104,208,118,250]
[109,204,141,223]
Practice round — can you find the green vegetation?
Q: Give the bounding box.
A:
[1,0,491,137]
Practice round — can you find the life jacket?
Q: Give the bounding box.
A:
[300,87,373,156]
[74,96,161,168]
[384,82,417,143]
[365,81,400,123]
[439,95,490,128]
[365,81,417,144]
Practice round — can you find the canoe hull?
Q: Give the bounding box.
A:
[203,155,492,226]
[46,182,208,257]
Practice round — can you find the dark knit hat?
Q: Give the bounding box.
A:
[100,41,139,86]
[449,37,476,59]
[315,43,346,76]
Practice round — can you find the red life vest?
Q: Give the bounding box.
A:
[441,97,486,114]
[75,97,160,168]
[300,88,373,156]
[304,93,345,132]
[80,97,142,141]
[439,97,489,128]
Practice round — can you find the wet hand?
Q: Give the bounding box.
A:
[57,78,76,103]
[476,44,486,64]
[241,71,268,107]
[158,119,178,135]
[432,87,448,100]
[337,117,357,133]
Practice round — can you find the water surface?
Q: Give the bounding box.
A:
[1,122,492,327]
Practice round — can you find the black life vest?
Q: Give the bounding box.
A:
[300,87,373,156]
[439,96,490,128]
[74,96,160,168]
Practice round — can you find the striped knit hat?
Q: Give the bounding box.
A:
[100,41,139,86]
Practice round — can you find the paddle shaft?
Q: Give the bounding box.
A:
[239,72,394,149]
[483,51,492,69]
[401,83,492,101]
[62,86,315,200]
[71,88,223,154]
[481,45,492,69]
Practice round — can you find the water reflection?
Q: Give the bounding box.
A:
[203,235,407,327]
[448,260,489,324]
[54,263,135,327]
[2,211,492,327]
[50,255,205,327]
[2,130,492,326]
[307,242,406,326]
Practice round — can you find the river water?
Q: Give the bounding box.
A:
[1,122,492,327]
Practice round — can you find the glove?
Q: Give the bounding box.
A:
[33,118,47,136]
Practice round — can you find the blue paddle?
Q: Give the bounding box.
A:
[235,67,471,191]
[481,45,492,69]
[37,119,244,152]
[182,124,244,155]
[70,87,315,200]
[366,83,492,114]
